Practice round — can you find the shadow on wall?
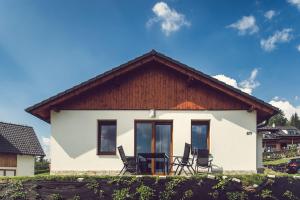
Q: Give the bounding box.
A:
[211,111,257,133]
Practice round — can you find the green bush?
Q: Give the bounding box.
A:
[35,160,50,175]
[226,192,248,200]
[260,189,273,199]
[159,177,186,200]
[49,193,63,200]
[182,189,193,199]
[112,188,130,200]
[283,190,300,200]
[135,184,154,200]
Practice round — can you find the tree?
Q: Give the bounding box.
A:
[290,113,300,129]
[268,109,288,126]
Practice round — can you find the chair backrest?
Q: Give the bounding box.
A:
[181,143,191,164]
[118,146,128,164]
[196,149,209,167]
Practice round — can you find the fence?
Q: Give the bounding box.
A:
[0,169,16,176]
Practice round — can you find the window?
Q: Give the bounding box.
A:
[191,121,210,153]
[97,121,117,155]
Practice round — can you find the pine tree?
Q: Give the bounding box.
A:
[290,113,300,129]
[268,109,288,126]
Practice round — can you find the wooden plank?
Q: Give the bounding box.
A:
[59,64,250,111]
[0,153,17,167]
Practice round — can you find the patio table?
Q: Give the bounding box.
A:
[137,153,169,175]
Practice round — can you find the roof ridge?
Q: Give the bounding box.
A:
[25,49,279,123]
[0,121,33,129]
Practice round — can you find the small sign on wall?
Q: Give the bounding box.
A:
[149,109,156,118]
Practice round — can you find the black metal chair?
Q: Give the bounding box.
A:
[194,149,213,173]
[118,146,137,175]
[170,143,195,175]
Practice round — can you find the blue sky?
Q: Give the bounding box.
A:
[0,0,300,156]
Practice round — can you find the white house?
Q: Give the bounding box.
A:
[0,122,45,176]
[26,50,278,175]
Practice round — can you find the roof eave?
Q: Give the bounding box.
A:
[26,50,279,122]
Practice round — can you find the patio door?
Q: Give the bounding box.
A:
[135,121,172,174]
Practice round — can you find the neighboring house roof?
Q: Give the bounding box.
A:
[0,122,45,156]
[258,126,300,139]
[26,50,279,123]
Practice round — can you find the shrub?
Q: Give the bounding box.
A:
[49,193,63,200]
[208,190,219,199]
[35,160,50,175]
[86,179,100,194]
[282,190,300,200]
[136,184,154,200]
[1,181,27,200]
[182,189,193,199]
[112,188,130,200]
[72,194,80,200]
[159,177,185,200]
[213,178,229,190]
[226,192,248,200]
[260,189,273,199]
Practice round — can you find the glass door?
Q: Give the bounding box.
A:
[136,122,153,174]
[135,121,172,175]
[155,123,172,174]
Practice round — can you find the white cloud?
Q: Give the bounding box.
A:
[147,2,190,36]
[295,96,299,101]
[41,137,50,160]
[297,44,300,52]
[264,10,277,20]
[287,0,300,10]
[260,28,293,51]
[269,98,300,119]
[227,15,259,35]
[213,68,260,94]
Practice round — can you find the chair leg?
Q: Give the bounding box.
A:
[190,166,196,174]
[187,166,194,175]
[174,165,180,175]
[178,166,184,175]
[169,163,174,174]
[183,168,189,176]
[118,165,126,176]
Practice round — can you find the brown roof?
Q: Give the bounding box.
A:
[26,50,279,123]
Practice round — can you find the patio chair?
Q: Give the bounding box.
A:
[194,149,213,173]
[169,143,195,175]
[118,146,137,175]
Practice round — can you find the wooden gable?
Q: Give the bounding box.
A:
[26,50,278,123]
[59,61,249,111]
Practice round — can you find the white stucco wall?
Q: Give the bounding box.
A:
[16,155,35,176]
[256,134,263,169]
[50,110,258,174]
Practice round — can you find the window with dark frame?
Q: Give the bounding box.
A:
[191,121,210,153]
[97,120,117,155]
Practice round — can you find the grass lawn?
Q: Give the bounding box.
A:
[263,157,299,166]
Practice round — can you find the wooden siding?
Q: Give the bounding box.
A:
[59,62,250,110]
[0,153,17,167]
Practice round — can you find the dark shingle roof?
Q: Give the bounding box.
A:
[0,122,45,156]
[258,126,300,139]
